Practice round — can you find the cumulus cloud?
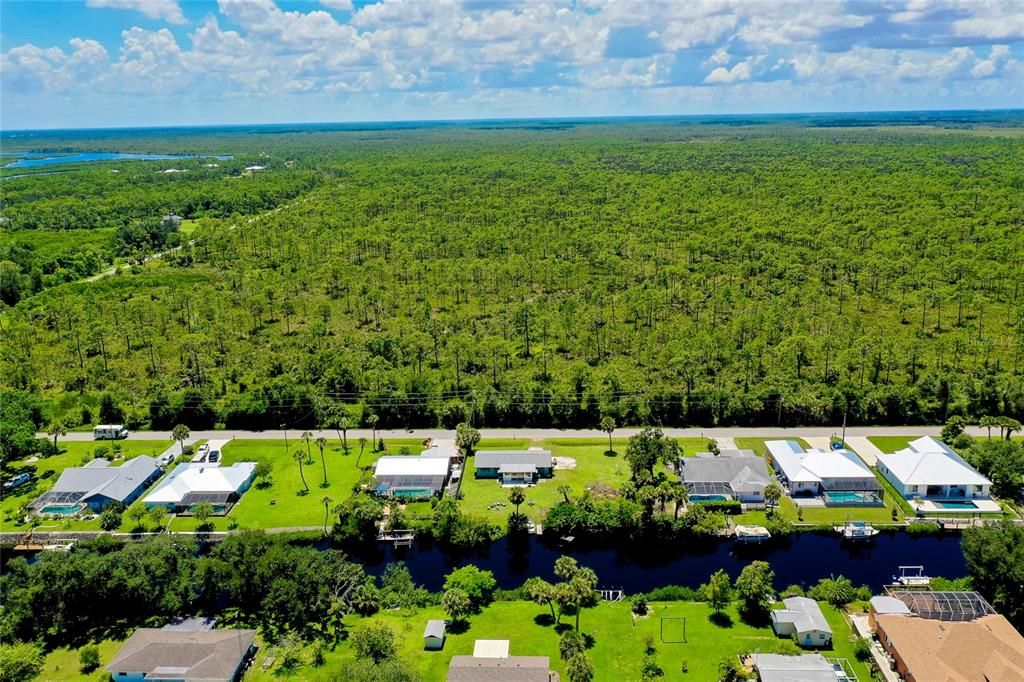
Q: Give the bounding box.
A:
[2,0,1023,123]
[86,0,186,24]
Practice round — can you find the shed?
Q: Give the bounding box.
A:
[771,597,833,647]
[423,619,446,650]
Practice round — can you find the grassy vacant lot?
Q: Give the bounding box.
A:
[733,437,811,456]
[866,436,914,453]
[459,438,707,524]
[1,440,171,531]
[239,600,869,681]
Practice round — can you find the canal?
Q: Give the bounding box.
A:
[358,532,966,592]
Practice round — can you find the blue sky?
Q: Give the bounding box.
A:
[1,0,1022,130]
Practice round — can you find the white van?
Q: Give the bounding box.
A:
[93,424,129,440]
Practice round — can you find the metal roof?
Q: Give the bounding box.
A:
[752,654,838,682]
[475,451,553,470]
[33,456,158,508]
[773,597,832,634]
[424,620,446,639]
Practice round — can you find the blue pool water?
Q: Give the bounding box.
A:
[933,500,978,510]
[3,152,232,169]
[41,504,81,515]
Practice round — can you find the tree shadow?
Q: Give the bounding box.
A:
[297,490,309,497]
[554,622,574,635]
[447,619,470,635]
[603,449,618,457]
[582,632,596,649]
[255,480,273,490]
[533,614,556,627]
[709,612,734,628]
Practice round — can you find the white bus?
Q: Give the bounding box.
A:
[93,424,129,440]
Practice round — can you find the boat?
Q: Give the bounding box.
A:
[835,520,879,540]
[734,525,771,542]
[892,565,931,588]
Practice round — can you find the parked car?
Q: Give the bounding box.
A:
[3,472,31,490]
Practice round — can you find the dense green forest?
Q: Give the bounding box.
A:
[2,119,1023,432]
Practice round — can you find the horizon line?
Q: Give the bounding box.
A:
[3,106,1022,135]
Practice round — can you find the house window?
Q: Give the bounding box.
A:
[820,634,827,640]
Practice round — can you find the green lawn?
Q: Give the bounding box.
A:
[734,437,810,457]
[866,436,914,453]
[458,438,705,524]
[35,638,126,682]
[1,440,171,531]
[242,600,870,681]
[214,437,425,529]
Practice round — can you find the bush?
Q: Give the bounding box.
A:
[853,637,872,662]
[645,585,701,601]
[79,645,100,673]
[695,499,742,514]
[559,630,585,661]
[0,642,44,682]
[907,522,941,535]
[631,593,649,616]
[99,504,124,531]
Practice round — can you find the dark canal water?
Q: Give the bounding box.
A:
[358,532,966,592]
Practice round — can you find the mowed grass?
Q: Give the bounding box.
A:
[458,438,706,524]
[35,638,126,682]
[1,440,171,531]
[867,436,915,453]
[242,600,870,681]
[216,437,425,529]
[733,437,811,456]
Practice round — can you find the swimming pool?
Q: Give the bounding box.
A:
[823,490,884,506]
[692,495,729,502]
[40,504,81,515]
[933,500,978,510]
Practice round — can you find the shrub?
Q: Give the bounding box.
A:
[853,637,872,662]
[631,594,649,616]
[646,585,701,601]
[79,645,100,673]
[559,630,585,661]
[695,499,742,514]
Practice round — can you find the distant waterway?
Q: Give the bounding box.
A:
[356,532,966,592]
[2,152,233,169]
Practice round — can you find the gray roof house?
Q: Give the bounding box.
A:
[771,597,833,647]
[105,628,256,682]
[424,619,446,650]
[678,452,771,502]
[447,655,554,682]
[30,456,160,514]
[474,450,554,485]
[751,653,847,682]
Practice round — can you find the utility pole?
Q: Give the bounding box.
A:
[282,424,288,452]
[841,410,847,448]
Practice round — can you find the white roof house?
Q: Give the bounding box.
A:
[771,597,833,647]
[877,436,991,500]
[766,441,879,495]
[751,653,844,682]
[373,456,451,497]
[144,462,256,509]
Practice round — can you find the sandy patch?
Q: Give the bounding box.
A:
[553,456,577,470]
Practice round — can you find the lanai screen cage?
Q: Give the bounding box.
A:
[889,590,996,621]
[29,490,85,510]
[685,481,733,497]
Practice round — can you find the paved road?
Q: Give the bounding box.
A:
[50,425,976,442]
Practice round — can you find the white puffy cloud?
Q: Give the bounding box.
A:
[2,0,1023,124]
[86,0,186,25]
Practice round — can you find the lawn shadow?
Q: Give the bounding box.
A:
[447,619,470,635]
[533,614,556,627]
[709,612,734,628]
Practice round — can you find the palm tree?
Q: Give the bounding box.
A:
[509,486,526,514]
[671,481,689,519]
[356,437,368,468]
[321,495,333,535]
[367,414,380,449]
[334,412,352,453]
[980,415,999,439]
[301,431,314,463]
[172,424,190,454]
[293,449,310,494]
[46,420,67,449]
[557,484,572,503]
[599,416,616,454]
[316,436,329,487]
[765,482,783,512]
